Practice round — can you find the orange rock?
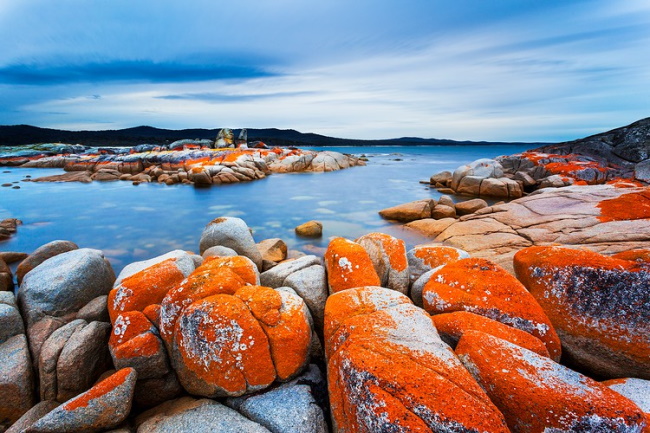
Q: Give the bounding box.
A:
[355,232,409,294]
[172,294,276,397]
[407,245,469,284]
[142,304,161,328]
[603,378,650,433]
[514,246,650,379]
[235,286,311,381]
[159,266,246,347]
[432,311,550,358]
[597,189,650,222]
[612,249,650,263]
[421,258,561,361]
[456,331,646,432]
[108,258,187,322]
[324,237,381,293]
[325,287,509,432]
[198,255,260,285]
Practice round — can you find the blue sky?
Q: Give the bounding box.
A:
[0,0,648,141]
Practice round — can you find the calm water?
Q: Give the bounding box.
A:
[0,145,530,273]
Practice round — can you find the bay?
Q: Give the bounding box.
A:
[0,144,531,273]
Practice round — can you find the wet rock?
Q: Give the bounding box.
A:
[456,331,646,432]
[226,364,327,433]
[432,311,550,357]
[514,246,650,379]
[16,240,79,284]
[5,400,59,433]
[294,221,322,238]
[0,292,24,343]
[422,257,561,361]
[356,232,409,294]
[404,217,455,238]
[26,368,137,433]
[324,237,380,293]
[0,334,34,430]
[406,244,469,285]
[455,198,488,216]
[325,287,509,432]
[256,238,287,262]
[136,397,271,433]
[199,217,263,270]
[378,199,435,222]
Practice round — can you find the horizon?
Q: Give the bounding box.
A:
[1,1,649,142]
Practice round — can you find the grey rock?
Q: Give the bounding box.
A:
[5,400,59,433]
[39,319,86,401]
[133,372,183,408]
[56,321,112,402]
[136,397,271,433]
[226,365,327,433]
[199,217,263,270]
[0,335,34,430]
[356,233,409,295]
[16,240,79,284]
[0,293,23,344]
[27,368,137,433]
[202,245,238,259]
[260,255,321,288]
[76,295,109,323]
[410,268,437,307]
[282,265,328,330]
[18,248,115,332]
[606,378,650,413]
[634,159,650,182]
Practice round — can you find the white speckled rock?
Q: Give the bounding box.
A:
[356,232,409,294]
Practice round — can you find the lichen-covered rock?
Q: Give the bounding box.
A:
[514,246,650,379]
[378,199,434,222]
[26,368,137,433]
[325,287,509,432]
[422,258,561,361]
[324,237,381,294]
[108,256,195,322]
[432,311,550,357]
[199,217,263,269]
[604,377,650,430]
[136,397,271,433]
[0,334,34,431]
[113,250,200,286]
[356,232,409,294]
[171,285,311,397]
[16,240,78,284]
[456,331,646,432]
[406,244,469,286]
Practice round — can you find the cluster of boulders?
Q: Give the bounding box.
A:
[1,216,648,432]
[0,131,363,186]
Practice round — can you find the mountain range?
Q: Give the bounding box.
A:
[0,125,547,148]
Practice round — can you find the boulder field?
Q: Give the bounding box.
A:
[1,216,648,432]
[0,138,364,186]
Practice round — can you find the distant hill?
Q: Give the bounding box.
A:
[0,125,547,148]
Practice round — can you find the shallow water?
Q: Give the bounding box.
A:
[0,144,530,273]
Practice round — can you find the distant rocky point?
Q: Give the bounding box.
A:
[0,128,365,186]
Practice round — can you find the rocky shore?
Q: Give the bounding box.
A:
[0,216,648,432]
[0,128,364,186]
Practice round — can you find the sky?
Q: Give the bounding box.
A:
[0,0,649,142]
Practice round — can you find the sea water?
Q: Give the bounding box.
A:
[0,144,530,273]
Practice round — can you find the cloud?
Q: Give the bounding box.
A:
[155,90,316,103]
[0,60,277,86]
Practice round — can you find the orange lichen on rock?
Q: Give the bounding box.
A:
[456,331,646,432]
[597,189,650,222]
[413,245,467,269]
[514,246,650,379]
[172,294,276,397]
[432,311,550,358]
[142,303,161,328]
[421,258,561,361]
[235,286,311,381]
[63,368,135,411]
[612,249,650,263]
[199,255,260,285]
[607,179,645,188]
[325,287,509,432]
[159,266,246,346]
[108,258,187,322]
[324,237,381,293]
[356,232,409,294]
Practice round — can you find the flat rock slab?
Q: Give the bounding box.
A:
[434,184,650,272]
